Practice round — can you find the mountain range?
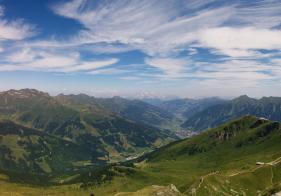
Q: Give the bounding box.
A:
[56,94,178,130]
[150,97,226,119]
[0,89,177,174]
[182,95,281,131]
[1,89,281,195]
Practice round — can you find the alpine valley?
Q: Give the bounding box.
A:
[1,89,281,195]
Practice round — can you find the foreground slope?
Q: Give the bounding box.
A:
[38,115,281,195]
[0,116,281,195]
[114,184,184,196]
[108,116,281,195]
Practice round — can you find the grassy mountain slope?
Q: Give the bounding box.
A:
[130,116,281,195]
[56,94,179,130]
[192,160,281,195]
[1,116,281,195]
[0,120,103,174]
[0,89,177,163]
[114,184,184,196]
[182,95,281,131]
[102,116,281,195]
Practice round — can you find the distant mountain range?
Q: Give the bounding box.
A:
[144,95,281,132]
[56,94,178,130]
[141,97,227,132]
[149,97,226,119]
[182,95,281,131]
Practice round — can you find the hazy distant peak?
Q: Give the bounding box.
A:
[232,95,254,102]
[0,88,50,98]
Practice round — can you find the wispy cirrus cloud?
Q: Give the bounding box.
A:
[0,4,118,73]
[233,0,281,28]
[47,0,281,89]
[51,0,234,56]
[1,0,281,97]
[50,0,281,58]
[0,47,118,72]
[0,0,275,80]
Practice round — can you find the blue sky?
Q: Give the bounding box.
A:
[0,0,281,98]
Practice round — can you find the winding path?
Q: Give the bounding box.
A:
[193,156,281,195]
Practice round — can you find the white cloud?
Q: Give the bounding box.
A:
[61,58,119,72]
[51,0,234,56]
[0,7,35,41]
[119,76,141,80]
[30,53,80,69]
[183,0,217,10]
[1,0,281,97]
[271,58,281,65]
[140,58,279,92]
[187,48,198,56]
[233,0,281,28]
[196,62,277,94]
[50,0,281,59]
[0,47,118,72]
[0,58,118,73]
[0,20,35,40]
[198,27,281,57]
[4,48,79,69]
[45,0,281,95]
[6,48,38,63]
[89,68,131,75]
[0,3,121,74]
[145,57,191,77]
